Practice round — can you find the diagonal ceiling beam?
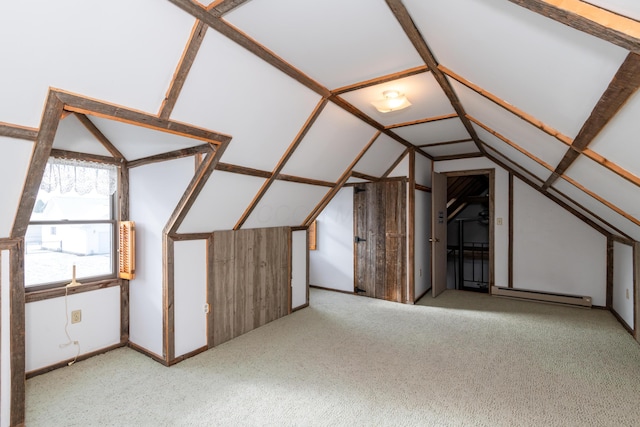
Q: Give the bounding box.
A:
[385,0,485,155]
[167,0,429,154]
[332,65,429,95]
[74,113,126,162]
[507,0,640,54]
[543,52,640,190]
[0,122,38,141]
[207,0,252,15]
[234,99,328,230]
[159,20,208,120]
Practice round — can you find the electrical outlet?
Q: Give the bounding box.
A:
[71,310,82,324]
[496,218,503,226]
[203,303,210,314]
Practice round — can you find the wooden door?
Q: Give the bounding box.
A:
[431,172,448,297]
[354,180,406,303]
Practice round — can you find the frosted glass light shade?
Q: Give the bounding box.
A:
[371,90,412,113]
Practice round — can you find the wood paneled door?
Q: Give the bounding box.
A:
[354,179,407,303]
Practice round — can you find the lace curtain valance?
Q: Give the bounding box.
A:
[40,158,117,196]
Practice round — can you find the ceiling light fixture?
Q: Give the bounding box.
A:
[371,90,412,113]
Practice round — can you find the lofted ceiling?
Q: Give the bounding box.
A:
[1,0,640,241]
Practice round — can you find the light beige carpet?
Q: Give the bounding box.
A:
[26,289,640,426]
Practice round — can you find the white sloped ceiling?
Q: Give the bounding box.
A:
[353,134,406,178]
[0,0,195,128]
[0,137,34,238]
[52,115,112,157]
[225,0,425,88]
[402,0,629,138]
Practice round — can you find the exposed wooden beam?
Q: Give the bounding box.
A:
[350,171,381,182]
[560,173,640,226]
[127,144,214,169]
[276,174,335,188]
[303,132,381,226]
[168,0,330,97]
[440,65,573,146]
[507,0,640,54]
[168,0,426,153]
[54,89,231,144]
[468,115,556,172]
[207,0,252,15]
[215,162,272,179]
[607,235,614,308]
[329,95,417,150]
[159,20,208,120]
[74,113,126,161]
[415,184,431,192]
[382,148,409,178]
[543,52,640,190]
[332,65,429,95]
[385,113,458,130]
[385,0,485,155]
[11,92,65,238]
[408,148,416,303]
[432,152,484,162]
[10,242,26,426]
[418,138,474,148]
[165,138,231,235]
[0,122,38,140]
[481,143,616,237]
[582,148,640,189]
[234,99,328,230]
[49,148,121,165]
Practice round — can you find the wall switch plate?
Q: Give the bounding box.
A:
[626,289,630,299]
[71,310,82,324]
[204,303,210,314]
[496,218,503,226]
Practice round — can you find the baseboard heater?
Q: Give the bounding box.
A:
[491,286,592,308]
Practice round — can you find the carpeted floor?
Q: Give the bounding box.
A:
[26,289,640,426]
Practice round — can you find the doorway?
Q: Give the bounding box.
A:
[431,170,495,297]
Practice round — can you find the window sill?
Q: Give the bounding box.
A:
[25,278,122,303]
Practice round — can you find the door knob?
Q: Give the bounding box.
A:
[429,238,440,243]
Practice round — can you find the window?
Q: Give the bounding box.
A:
[25,158,118,290]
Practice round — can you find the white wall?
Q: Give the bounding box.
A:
[129,157,195,357]
[25,286,121,372]
[434,158,510,287]
[291,230,308,309]
[1,251,10,427]
[309,187,354,292]
[0,137,33,239]
[174,239,207,358]
[613,242,634,329]
[513,178,607,306]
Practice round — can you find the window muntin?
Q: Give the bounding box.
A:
[25,158,118,289]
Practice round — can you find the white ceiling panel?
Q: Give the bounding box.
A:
[476,126,552,182]
[586,0,640,20]
[353,134,406,178]
[483,147,544,186]
[178,171,267,233]
[564,156,640,220]
[393,118,470,146]
[281,103,376,182]
[422,141,479,158]
[52,115,112,157]
[89,117,205,161]
[547,187,622,236]
[0,137,33,238]
[171,30,321,171]
[225,0,424,89]
[339,72,455,127]
[242,181,329,229]
[450,80,568,169]
[347,177,368,184]
[0,0,195,128]
[589,89,640,178]
[403,0,628,138]
[553,178,640,240]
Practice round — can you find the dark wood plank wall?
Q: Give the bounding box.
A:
[211,227,291,347]
[354,181,406,303]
